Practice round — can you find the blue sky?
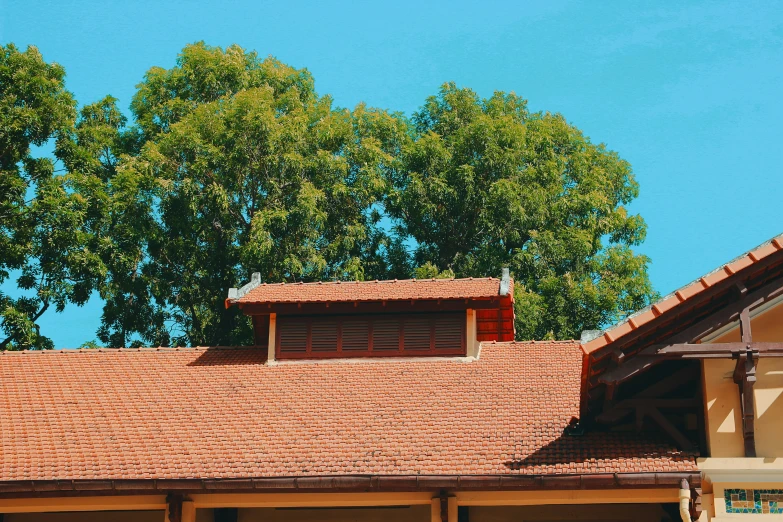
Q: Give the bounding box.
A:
[2,0,781,347]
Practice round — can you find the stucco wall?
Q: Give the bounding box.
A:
[234,505,429,521]
[703,302,783,458]
[467,503,669,521]
[711,300,783,344]
[703,358,783,458]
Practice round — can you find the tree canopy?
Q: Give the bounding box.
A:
[385,84,654,339]
[0,44,103,350]
[0,42,657,349]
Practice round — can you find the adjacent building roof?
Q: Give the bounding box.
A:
[0,341,694,484]
[582,233,783,355]
[233,277,511,305]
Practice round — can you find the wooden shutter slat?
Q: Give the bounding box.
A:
[372,318,400,351]
[403,316,431,351]
[434,313,464,352]
[278,320,308,353]
[342,319,369,351]
[311,320,338,352]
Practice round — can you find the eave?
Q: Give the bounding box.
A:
[0,472,701,499]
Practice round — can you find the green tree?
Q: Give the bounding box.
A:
[386,83,656,340]
[0,44,103,350]
[86,43,409,347]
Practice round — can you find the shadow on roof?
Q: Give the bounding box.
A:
[187,346,268,366]
[504,430,696,471]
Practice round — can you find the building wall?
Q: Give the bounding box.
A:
[700,302,783,521]
[468,503,670,521]
[703,302,783,458]
[235,505,429,522]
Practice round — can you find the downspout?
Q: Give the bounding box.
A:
[679,479,691,522]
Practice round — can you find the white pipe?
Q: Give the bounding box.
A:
[679,480,691,522]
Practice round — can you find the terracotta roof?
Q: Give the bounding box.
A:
[0,342,694,482]
[235,277,509,304]
[582,233,783,354]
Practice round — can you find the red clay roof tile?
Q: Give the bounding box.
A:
[236,277,509,304]
[0,342,694,482]
[582,233,783,354]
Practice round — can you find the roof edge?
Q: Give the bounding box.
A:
[582,232,783,355]
[227,272,261,304]
[0,472,701,496]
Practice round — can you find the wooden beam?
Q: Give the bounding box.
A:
[0,495,167,514]
[455,489,681,506]
[190,492,434,508]
[166,494,183,522]
[597,366,699,424]
[448,496,458,522]
[600,343,783,384]
[654,342,783,355]
[733,349,758,457]
[599,275,783,385]
[431,497,441,522]
[740,306,753,344]
[644,405,694,451]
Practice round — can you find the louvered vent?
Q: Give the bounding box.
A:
[311,321,338,352]
[278,321,307,353]
[275,313,465,359]
[404,316,431,350]
[373,318,400,351]
[434,313,464,351]
[342,319,369,351]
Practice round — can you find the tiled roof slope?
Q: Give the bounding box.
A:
[582,233,783,354]
[0,342,694,481]
[237,277,508,304]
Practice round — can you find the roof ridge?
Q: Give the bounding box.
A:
[0,346,256,355]
[254,276,500,287]
[491,339,579,345]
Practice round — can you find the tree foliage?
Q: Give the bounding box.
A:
[0,44,103,350]
[73,43,408,347]
[1,43,657,348]
[386,83,656,340]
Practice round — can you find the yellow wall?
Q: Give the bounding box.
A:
[5,511,164,522]
[190,504,664,522]
[235,506,429,522]
[468,503,667,522]
[711,300,783,343]
[702,358,783,458]
[703,302,783,458]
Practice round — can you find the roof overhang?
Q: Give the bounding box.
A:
[0,472,701,499]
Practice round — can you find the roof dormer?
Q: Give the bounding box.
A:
[227,271,514,362]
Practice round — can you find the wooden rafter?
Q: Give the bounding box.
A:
[599,283,777,457]
[597,365,699,425]
[599,275,783,385]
